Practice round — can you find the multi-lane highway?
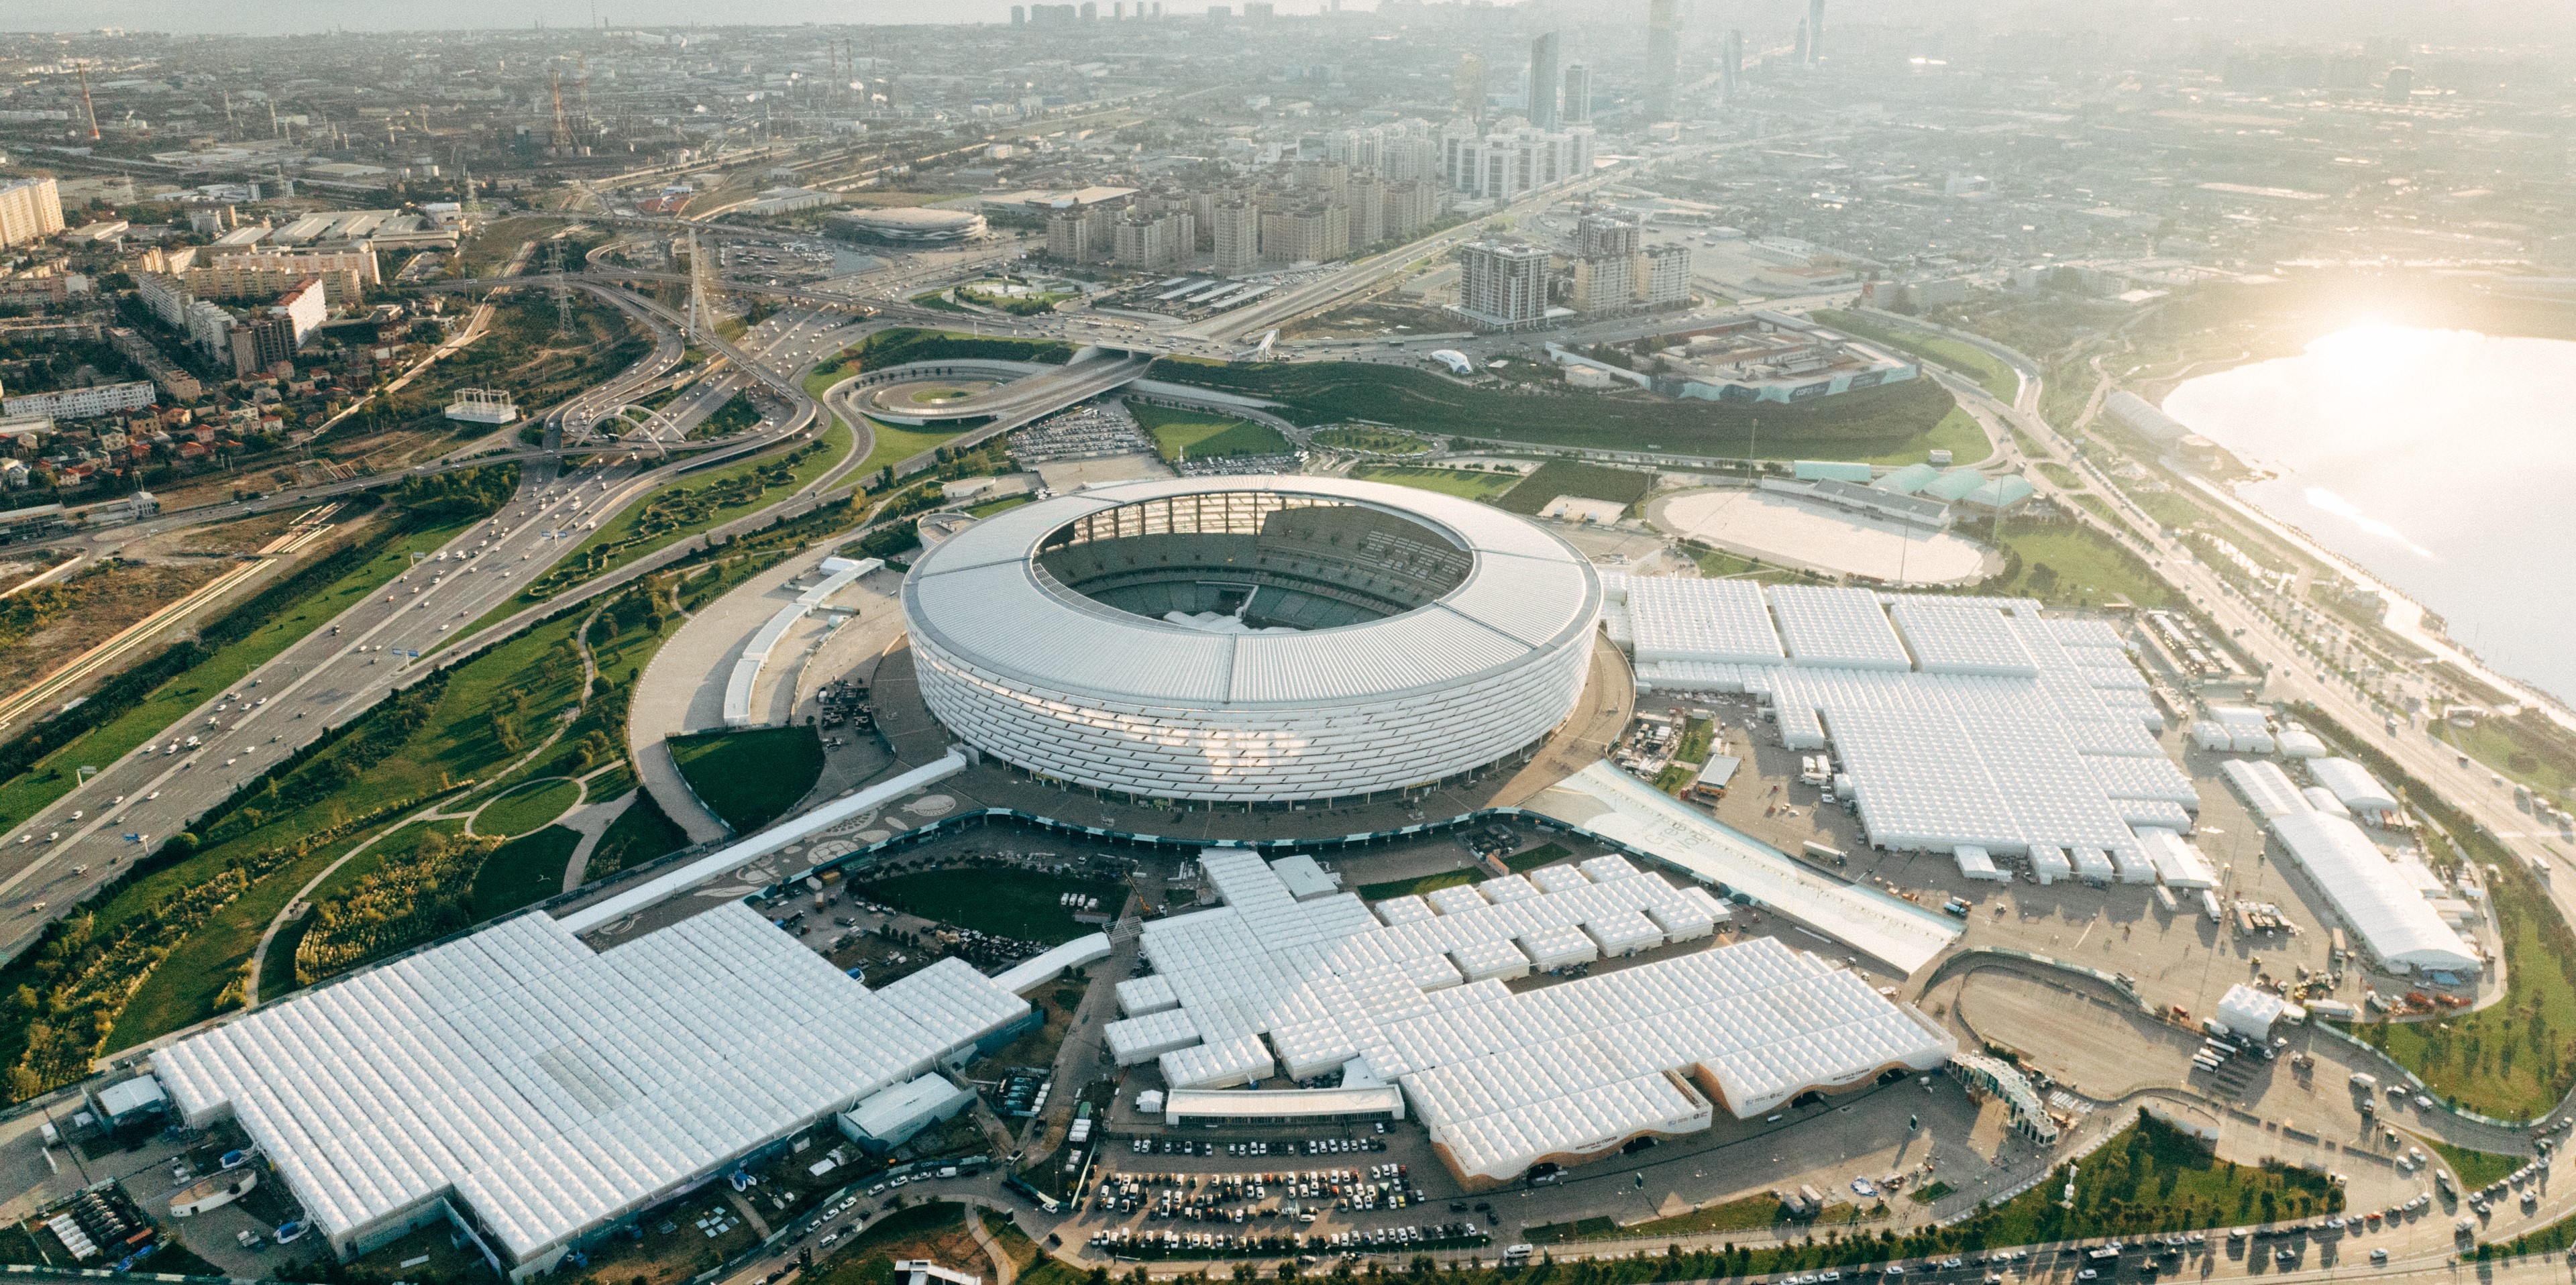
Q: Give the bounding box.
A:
[0,291,857,959]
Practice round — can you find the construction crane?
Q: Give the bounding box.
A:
[74,60,100,142]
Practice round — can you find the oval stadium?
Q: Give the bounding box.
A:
[829,206,988,243]
[900,476,1603,803]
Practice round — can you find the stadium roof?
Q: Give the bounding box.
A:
[903,476,1600,709]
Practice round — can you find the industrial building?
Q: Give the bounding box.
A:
[154,905,1036,1278]
[1110,851,1951,1188]
[901,477,1601,803]
[1610,580,2194,870]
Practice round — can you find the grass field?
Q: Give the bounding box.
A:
[968,493,1035,518]
[461,421,856,638]
[0,510,478,833]
[1144,355,1964,460]
[2430,1139,2524,1190]
[1311,426,1430,454]
[687,392,763,440]
[585,788,692,883]
[1495,459,1656,515]
[855,867,1128,944]
[1981,519,2175,610]
[1346,464,1523,501]
[802,1202,986,1285]
[857,416,969,481]
[667,726,824,835]
[476,777,583,837]
[1534,1194,1803,1243]
[1811,309,2022,403]
[1354,868,1482,900]
[469,825,582,919]
[91,610,598,1052]
[1130,402,1293,461]
[1958,1114,2340,1244]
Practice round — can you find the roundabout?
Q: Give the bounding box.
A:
[863,378,1000,416]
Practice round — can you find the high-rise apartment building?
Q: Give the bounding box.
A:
[0,176,64,249]
[1570,254,1633,315]
[1211,200,1261,275]
[1562,63,1593,125]
[1644,0,1680,121]
[186,247,380,308]
[1382,180,1439,241]
[1260,203,1349,265]
[1807,0,1825,62]
[1046,209,1097,261]
[1575,212,1641,259]
[1443,127,1596,202]
[1636,242,1692,309]
[1454,241,1551,331]
[1112,209,1194,268]
[1346,173,1386,248]
[1722,31,1743,101]
[1289,159,1350,207]
[1526,32,1561,129]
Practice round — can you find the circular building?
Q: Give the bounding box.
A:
[901,476,1602,803]
[830,207,987,243]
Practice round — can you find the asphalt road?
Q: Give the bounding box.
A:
[0,298,847,960]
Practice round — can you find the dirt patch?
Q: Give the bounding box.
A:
[142,510,303,557]
[0,561,231,698]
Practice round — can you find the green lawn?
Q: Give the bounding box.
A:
[667,726,824,835]
[1811,309,2021,402]
[1536,1194,1805,1243]
[1956,1114,2340,1245]
[460,421,856,638]
[853,867,1128,944]
[1144,355,1964,460]
[687,391,763,439]
[1311,426,1430,454]
[0,509,479,834]
[1130,402,1293,461]
[585,788,692,883]
[857,416,969,482]
[967,493,1035,518]
[476,777,583,837]
[1979,518,2175,610]
[87,608,597,1059]
[2038,461,2084,489]
[469,825,583,919]
[1354,868,1483,900]
[1688,543,1825,584]
[2430,1138,2524,1190]
[1346,464,1523,501]
[1496,459,1656,516]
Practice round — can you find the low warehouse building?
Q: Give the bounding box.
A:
[2268,810,2481,976]
[1128,852,1951,1189]
[154,906,1032,1278]
[838,1075,977,1155]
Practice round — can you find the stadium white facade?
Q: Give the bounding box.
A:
[1110,851,1954,1188]
[154,906,1034,1277]
[902,478,1601,802]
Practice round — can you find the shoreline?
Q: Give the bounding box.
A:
[2178,470,2576,735]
